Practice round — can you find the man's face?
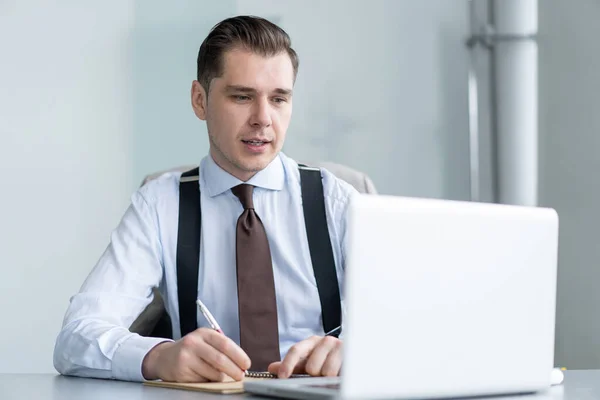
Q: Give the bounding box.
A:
[191,48,294,181]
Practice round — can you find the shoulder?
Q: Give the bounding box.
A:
[136,168,189,205]
[279,153,358,206]
[320,167,359,206]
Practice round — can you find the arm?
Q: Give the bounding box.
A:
[53,190,168,381]
[53,186,252,382]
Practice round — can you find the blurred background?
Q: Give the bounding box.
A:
[1,0,599,372]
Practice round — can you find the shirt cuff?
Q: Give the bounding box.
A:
[111,335,172,382]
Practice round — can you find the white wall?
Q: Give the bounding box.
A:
[0,1,235,373]
[0,2,135,373]
[129,0,235,184]
[538,0,600,369]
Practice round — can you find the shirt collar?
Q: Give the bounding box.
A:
[202,153,285,197]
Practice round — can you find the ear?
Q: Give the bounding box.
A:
[191,80,208,120]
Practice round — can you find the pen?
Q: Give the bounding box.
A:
[196,299,250,376]
[196,299,223,334]
[325,325,342,338]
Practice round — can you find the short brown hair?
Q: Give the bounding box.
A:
[196,15,299,93]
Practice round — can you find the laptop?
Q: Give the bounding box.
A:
[245,194,559,400]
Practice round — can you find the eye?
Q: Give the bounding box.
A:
[233,95,251,101]
[273,97,287,103]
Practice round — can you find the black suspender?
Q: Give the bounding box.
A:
[298,166,342,335]
[176,167,201,337]
[174,165,341,339]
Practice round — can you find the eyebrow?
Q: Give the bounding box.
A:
[225,85,293,96]
[274,88,293,96]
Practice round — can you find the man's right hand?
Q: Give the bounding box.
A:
[142,328,251,382]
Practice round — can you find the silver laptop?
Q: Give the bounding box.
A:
[245,194,559,400]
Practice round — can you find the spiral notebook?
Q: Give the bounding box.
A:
[143,371,301,395]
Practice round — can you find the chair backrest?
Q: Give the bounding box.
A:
[129,160,377,337]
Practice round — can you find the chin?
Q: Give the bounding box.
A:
[242,160,270,172]
[240,154,276,172]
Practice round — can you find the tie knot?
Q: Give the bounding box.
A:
[232,184,255,209]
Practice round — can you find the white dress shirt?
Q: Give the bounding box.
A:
[53,152,357,381]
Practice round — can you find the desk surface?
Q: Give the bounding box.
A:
[1,371,599,400]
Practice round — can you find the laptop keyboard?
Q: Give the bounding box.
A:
[308,383,341,390]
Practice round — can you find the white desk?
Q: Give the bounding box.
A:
[1,371,599,400]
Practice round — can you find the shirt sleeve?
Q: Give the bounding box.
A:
[320,168,358,271]
[53,188,171,381]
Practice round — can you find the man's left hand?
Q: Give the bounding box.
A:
[267,336,342,378]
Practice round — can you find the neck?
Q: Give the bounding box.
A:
[209,149,257,182]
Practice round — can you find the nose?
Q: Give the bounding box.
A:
[249,97,272,128]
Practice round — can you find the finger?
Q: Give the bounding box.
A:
[279,336,321,378]
[182,330,246,381]
[268,360,307,377]
[305,336,341,376]
[320,345,343,377]
[267,361,280,375]
[202,329,251,372]
[186,357,229,382]
[166,346,225,383]
[196,342,246,381]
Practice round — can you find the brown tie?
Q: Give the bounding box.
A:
[231,184,280,371]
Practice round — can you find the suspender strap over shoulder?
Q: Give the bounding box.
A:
[176,167,201,338]
[298,166,342,334]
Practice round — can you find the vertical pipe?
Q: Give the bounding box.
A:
[493,0,538,206]
[467,1,481,202]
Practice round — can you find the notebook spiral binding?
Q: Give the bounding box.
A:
[244,371,277,379]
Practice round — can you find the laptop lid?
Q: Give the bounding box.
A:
[340,195,558,399]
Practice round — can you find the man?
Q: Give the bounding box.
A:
[53,15,357,383]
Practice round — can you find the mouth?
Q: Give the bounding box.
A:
[241,138,272,153]
[241,139,271,146]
